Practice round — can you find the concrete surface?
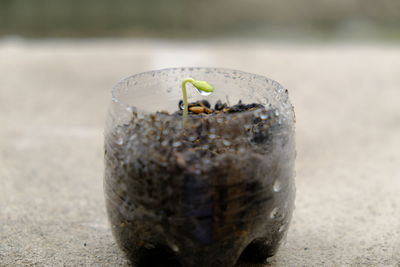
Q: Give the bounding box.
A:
[0,39,399,267]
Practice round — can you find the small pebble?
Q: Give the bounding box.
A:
[199,100,211,108]
[189,106,206,114]
[215,100,227,111]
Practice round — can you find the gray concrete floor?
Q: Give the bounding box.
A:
[1,39,399,266]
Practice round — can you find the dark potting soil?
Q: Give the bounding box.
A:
[104,99,295,266]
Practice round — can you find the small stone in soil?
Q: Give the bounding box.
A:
[215,100,227,111]
[199,100,211,109]
[189,106,206,114]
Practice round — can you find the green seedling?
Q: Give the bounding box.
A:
[181,78,215,126]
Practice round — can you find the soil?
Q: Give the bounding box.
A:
[104,99,296,267]
[174,99,264,117]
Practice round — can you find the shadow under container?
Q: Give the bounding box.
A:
[104,67,296,267]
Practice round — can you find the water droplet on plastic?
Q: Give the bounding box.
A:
[172,141,182,147]
[260,113,268,120]
[270,207,279,219]
[128,134,137,142]
[209,134,217,139]
[188,136,197,142]
[203,158,212,165]
[116,137,123,145]
[278,225,285,233]
[254,109,261,117]
[196,88,212,96]
[222,140,231,146]
[161,140,168,146]
[273,180,282,192]
[275,110,280,116]
[171,244,179,252]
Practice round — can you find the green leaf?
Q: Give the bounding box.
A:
[190,80,215,92]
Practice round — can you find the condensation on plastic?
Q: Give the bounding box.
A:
[104,67,296,267]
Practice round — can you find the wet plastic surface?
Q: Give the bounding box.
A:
[104,68,296,266]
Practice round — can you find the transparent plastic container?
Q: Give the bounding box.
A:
[104,67,296,267]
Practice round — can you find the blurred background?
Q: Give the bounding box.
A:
[1,1,400,266]
[1,0,400,39]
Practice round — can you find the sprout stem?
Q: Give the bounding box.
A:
[181,78,215,127]
[181,78,194,127]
